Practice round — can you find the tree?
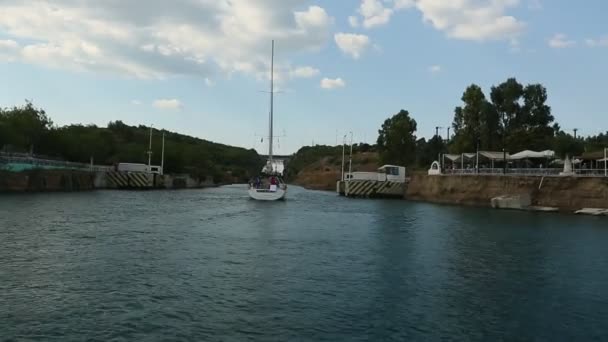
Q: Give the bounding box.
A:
[490,78,524,133]
[554,132,584,158]
[449,84,498,153]
[416,136,445,167]
[583,132,608,153]
[377,109,417,166]
[0,101,263,180]
[0,101,53,152]
[505,83,555,151]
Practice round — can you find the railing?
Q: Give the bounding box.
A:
[0,152,113,172]
[573,169,608,177]
[443,167,607,177]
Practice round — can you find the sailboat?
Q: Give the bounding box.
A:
[248,40,287,201]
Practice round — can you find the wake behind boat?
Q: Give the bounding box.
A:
[248,40,287,201]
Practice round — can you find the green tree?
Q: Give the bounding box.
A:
[450,84,498,153]
[416,135,445,167]
[583,132,608,153]
[0,101,53,152]
[505,83,555,151]
[377,109,417,166]
[490,78,524,133]
[554,132,584,158]
[1,101,263,181]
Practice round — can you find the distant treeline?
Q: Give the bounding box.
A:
[378,78,608,168]
[0,101,263,182]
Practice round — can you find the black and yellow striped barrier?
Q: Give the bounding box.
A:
[106,171,155,189]
[338,180,405,198]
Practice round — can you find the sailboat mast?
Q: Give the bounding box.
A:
[268,40,274,170]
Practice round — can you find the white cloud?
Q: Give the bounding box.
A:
[428,65,441,73]
[358,0,394,28]
[549,34,576,48]
[294,5,333,31]
[349,0,525,40]
[0,39,19,61]
[0,39,18,49]
[586,36,608,47]
[131,100,142,105]
[320,77,345,89]
[153,99,182,110]
[290,66,320,78]
[334,33,371,59]
[0,1,333,81]
[352,0,525,40]
[413,0,525,41]
[350,0,414,29]
[394,0,415,10]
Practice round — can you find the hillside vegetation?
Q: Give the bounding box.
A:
[286,144,379,190]
[0,102,263,182]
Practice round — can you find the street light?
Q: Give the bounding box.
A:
[341,134,347,181]
[475,137,480,174]
[348,131,353,181]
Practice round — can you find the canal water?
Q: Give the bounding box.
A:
[1,185,607,341]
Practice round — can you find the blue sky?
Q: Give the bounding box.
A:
[0,0,607,154]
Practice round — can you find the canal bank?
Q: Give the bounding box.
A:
[0,170,96,192]
[405,173,608,212]
[0,169,218,193]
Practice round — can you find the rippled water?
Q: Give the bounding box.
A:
[1,185,608,341]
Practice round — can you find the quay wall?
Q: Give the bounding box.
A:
[0,170,95,192]
[1,170,216,192]
[405,174,608,210]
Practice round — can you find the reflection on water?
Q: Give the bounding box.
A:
[1,185,607,340]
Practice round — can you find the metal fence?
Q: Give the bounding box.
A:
[443,168,607,177]
[0,152,113,172]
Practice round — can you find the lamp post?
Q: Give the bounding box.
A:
[341,134,347,181]
[503,148,507,175]
[475,138,480,174]
[161,131,165,175]
[147,125,153,167]
[348,131,353,181]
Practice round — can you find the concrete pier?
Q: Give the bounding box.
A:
[337,180,405,199]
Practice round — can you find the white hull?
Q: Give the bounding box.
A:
[248,187,287,201]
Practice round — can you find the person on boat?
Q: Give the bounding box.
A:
[269,175,278,191]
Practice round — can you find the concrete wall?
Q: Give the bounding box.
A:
[162,174,214,189]
[0,170,95,192]
[406,174,608,210]
[1,170,218,192]
[338,180,405,198]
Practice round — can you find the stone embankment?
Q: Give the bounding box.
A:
[0,170,96,192]
[406,173,608,212]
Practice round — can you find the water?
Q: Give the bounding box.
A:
[1,186,608,341]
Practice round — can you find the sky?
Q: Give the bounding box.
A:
[0,0,607,154]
